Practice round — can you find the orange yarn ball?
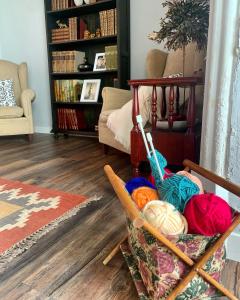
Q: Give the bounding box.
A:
[132,187,159,209]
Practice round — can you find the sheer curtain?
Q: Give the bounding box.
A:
[200,0,240,261]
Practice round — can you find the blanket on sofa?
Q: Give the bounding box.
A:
[107,86,162,151]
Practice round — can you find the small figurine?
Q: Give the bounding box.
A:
[96,28,101,38]
[56,20,68,28]
[90,33,96,39]
[83,30,90,39]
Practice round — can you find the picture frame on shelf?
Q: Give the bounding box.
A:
[93,53,106,71]
[80,79,101,103]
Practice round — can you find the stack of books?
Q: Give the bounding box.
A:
[57,108,86,131]
[105,45,118,70]
[51,28,69,43]
[54,80,84,102]
[52,50,85,73]
[51,17,78,42]
[51,0,75,11]
[99,8,117,36]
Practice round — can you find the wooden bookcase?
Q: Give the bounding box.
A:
[44,0,130,137]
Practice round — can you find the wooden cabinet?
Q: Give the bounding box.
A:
[44,0,130,137]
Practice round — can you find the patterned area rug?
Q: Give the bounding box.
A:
[0,178,102,268]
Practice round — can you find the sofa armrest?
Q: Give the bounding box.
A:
[101,87,132,111]
[20,89,36,117]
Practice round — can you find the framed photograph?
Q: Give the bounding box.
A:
[80,79,101,103]
[93,53,106,71]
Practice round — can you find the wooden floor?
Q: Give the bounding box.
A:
[0,134,238,300]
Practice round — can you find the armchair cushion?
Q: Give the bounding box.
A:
[99,109,115,123]
[0,80,17,107]
[0,106,24,119]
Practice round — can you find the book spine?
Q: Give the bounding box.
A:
[99,11,104,36]
[103,10,108,36]
[114,8,117,35]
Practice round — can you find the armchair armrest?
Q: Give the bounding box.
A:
[20,89,36,117]
[101,87,132,111]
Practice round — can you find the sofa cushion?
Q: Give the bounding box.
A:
[0,79,17,107]
[99,109,116,123]
[0,106,24,119]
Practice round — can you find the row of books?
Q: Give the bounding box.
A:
[57,108,86,131]
[51,17,78,42]
[99,9,117,36]
[54,80,84,102]
[51,0,74,10]
[52,51,85,73]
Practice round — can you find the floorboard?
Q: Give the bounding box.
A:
[0,134,239,300]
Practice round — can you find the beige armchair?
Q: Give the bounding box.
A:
[0,60,36,140]
[98,43,205,154]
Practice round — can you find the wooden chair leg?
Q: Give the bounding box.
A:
[27,134,33,142]
[132,163,140,177]
[103,234,128,265]
[103,144,109,155]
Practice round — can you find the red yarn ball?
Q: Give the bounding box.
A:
[184,193,232,236]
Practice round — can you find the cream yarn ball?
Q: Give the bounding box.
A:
[177,170,204,194]
[143,200,188,235]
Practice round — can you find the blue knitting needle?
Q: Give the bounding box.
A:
[146,132,164,181]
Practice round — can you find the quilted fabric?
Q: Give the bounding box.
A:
[0,79,17,107]
[126,218,226,300]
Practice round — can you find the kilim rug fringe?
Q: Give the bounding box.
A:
[0,194,102,271]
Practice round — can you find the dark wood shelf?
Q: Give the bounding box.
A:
[49,35,117,46]
[53,101,102,106]
[51,70,117,76]
[45,0,130,137]
[47,0,116,17]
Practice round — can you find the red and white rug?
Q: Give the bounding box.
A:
[0,178,101,268]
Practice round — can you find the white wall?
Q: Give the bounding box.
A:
[130,0,167,79]
[0,0,166,131]
[0,0,52,133]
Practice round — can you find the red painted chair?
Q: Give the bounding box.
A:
[129,77,203,176]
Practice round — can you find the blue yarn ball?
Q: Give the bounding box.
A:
[159,174,200,213]
[125,177,156,195]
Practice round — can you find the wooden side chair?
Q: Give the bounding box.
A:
[103,160,240,299]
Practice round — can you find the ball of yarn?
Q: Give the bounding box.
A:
[132,187,159,209]
[184,193,232,236]
[143,200,188,235]
[125,177,156,195]
[159,174,200,213]
[177,170,204,194]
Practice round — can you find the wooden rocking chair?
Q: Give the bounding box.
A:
[103,160,240,299]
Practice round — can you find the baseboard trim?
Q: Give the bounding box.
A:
[34,126,52,134]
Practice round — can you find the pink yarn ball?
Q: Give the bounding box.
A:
[177,171,204,194]
[184,193,232,236]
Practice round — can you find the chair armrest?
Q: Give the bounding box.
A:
[128,77,203,87]
[101,87,132,111]
[20,89,36,117]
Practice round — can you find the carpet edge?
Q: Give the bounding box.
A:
[0,194,103,271]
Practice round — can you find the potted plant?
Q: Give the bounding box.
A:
[148,0,209,76]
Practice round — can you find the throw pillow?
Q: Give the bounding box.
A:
[0,79,17,107]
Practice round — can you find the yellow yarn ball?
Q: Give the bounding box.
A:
[143,200,188,235]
